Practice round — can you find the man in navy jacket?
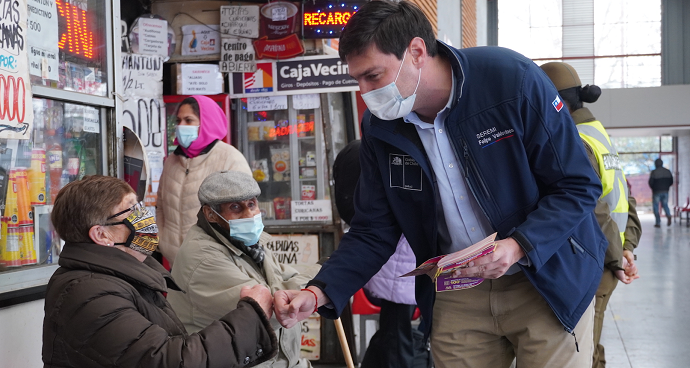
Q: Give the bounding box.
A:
[275,2,607,367]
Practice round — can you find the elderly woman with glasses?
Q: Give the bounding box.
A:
[42,175,278,368]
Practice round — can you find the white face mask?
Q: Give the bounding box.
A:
[361,48,422,121]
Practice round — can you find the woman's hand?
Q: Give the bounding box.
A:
[241,285,274,319]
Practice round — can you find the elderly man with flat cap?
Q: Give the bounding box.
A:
[167,170,320,368]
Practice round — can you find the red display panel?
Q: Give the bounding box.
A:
[56,0,95,59]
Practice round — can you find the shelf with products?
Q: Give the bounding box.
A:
[237,96,330,225]
[0,98,104,278]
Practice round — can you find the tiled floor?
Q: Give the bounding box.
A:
[599,212,690,368]
[316,212,688,368]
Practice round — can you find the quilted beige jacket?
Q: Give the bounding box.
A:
[156,141,251,267]
[168,213,321,368]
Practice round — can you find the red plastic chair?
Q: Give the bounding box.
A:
[351,289,421,362]
[678,197,690,227]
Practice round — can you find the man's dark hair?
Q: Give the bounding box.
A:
[338,0,437,61]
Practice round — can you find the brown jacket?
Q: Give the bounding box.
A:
[157,141,251,266]
[42,242,277,368]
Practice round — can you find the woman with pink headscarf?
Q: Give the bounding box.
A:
[156,95,251,267]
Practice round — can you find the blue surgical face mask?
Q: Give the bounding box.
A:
[176,125,199,148]
[212,209,264,246]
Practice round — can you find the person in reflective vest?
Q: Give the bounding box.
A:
[541,62,641,368]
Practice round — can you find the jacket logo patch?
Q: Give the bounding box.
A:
[476,127,515,148]
[389,154,422,191]
[602,153,621,171]
[552,95,564,112]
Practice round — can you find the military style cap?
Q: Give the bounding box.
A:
[198,170,261,205]
[540,62,582,91]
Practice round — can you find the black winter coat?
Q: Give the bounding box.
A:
[42,242,277,368]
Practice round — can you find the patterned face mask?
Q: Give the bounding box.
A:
[104,201,159,256]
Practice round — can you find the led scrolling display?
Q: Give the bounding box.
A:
[56,0,94,59]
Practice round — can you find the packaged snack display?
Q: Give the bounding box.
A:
[252,159,269,182]
[270,146,290,182]
[301,185,316,200]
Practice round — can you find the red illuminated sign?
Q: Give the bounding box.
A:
[268,121,314,138]
[302,2,363,39]
[56,0,94,59]
[303,11,353,26]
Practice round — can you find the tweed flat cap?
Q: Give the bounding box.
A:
[540,62,582,91]
[198,170,261,205]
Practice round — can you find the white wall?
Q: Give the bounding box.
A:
[0,299,44,368]
[437,0,462,47]
[589,84,690,132]
[677,136,690,205]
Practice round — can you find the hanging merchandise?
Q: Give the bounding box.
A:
[4,170,21,267]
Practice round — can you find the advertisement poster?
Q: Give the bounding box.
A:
[266,233,321,360]
[300,316,321,360]
[264,234,319,265]
[219,38,256,73]
[220,5,259,38]
[27,0,60,80]
[181,25,221,56]
[0,0,34,139]
[229,56,358,98]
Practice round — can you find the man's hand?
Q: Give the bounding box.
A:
[616,250,640,284]
[453,237,526,279]
[241,285,274,319]
[274,287,328,328]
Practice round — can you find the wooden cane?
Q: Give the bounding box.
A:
[334,317,356,368]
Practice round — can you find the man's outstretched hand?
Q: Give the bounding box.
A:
[274,287,328,328]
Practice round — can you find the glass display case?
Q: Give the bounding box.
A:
[237,95,330,226]
[28,0,110,96]
[0,98,104,278]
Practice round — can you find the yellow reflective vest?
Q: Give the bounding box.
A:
[577,120,628,245]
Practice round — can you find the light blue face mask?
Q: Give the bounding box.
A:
[176,125,199,148]
[212,209,264,246]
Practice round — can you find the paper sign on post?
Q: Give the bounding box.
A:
[292,94,320,110]
[179,64,223,95]
[27,0,59,80]
[247,96,288,112]
[220,5,260,38]
[291,200,332,222]
[139,18,169,56]
[220,38,256,73]
[0,0,34,139]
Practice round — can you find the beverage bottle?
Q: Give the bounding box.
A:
[47,139,63,205]
[29,144,47,205]
[65,140,80,182]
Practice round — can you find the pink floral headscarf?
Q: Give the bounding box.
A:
[174,95,228,158]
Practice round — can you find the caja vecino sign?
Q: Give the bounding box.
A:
[276,57,357,92]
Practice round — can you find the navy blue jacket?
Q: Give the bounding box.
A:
[313,43,607,334]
